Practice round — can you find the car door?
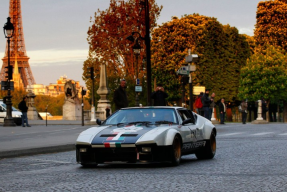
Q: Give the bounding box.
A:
[188,110,204,141]
[177,109,197,152]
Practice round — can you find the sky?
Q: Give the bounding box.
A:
[0,0,261,87]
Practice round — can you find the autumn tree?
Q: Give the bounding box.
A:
[151,14,250,103]
[254,0,287,50]
[83,0,162,109]
[238,45,287,102]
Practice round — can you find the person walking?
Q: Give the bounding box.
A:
[209,92,216,121]
[201,89,212,119]
[218,98,226,124]
[113,79,129,111]
[151,83,168,106]
[18,96,31,127]
[195,92,204,116]
[269,102,277,122]
[241,99,248,124]
[261,97,267,120]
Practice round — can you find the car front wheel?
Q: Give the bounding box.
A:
[170,135,182,166]
[195,132,216,160]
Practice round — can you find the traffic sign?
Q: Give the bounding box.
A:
[185,54,198,63]
[136,78,140,85]
[135,86,142,92]
[1,81,14,91]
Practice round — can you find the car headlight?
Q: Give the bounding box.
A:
[14,115,21,118]
[79,148,87,153]
[142,147,151,153]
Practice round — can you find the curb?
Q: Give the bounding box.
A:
[0,144,75,159]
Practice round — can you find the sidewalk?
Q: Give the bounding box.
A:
[0,120,98,159]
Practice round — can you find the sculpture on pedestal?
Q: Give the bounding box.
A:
[252,100,268,124]
[26,90,39,120]
[62,80,81,120]
[96,62,111,120]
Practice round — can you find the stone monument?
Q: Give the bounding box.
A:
[96,62,111,120]
[26,90,40,120]
[62,80,81,120]
[252,100,268,124]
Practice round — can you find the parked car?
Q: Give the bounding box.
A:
[0,100,22,126]
[39,112,53,119]
[76,106,217,167]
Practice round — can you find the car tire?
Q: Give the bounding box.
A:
[170,135,182,166]
[195,132,216,160]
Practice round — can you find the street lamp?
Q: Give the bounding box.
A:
[127,0,152,106]
[133,39,141,107]
[142,0,152,106]
[3,17,16,127]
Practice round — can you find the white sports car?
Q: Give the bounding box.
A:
[76,106,216,167]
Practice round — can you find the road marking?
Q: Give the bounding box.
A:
[278,133,287,136]
[251,132,274,136]
[13,127,85,136]
[219,132,245,136]
[31,158,71,164]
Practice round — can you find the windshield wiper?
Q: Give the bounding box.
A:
[117,123,126,127]
[128,121,152,126]
[155,120,174,125]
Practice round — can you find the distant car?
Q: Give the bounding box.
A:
[39,112,52,119]
[0,100,22,126]
[76,106,217,167]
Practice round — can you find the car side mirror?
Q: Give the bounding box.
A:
[96,119,102,125]
[182,118,193,125]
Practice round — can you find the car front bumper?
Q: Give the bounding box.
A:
[76,144,173,164]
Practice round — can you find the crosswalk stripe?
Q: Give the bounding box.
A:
[251,132,274,136]
[278,133,287,136]
[219,132,244,136]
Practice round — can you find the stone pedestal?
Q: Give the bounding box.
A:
[62,80,81,120]
[96,63,111,120]
[252,100,268,124]
[26,91,39,120]
[90,106,96,121]
[211,108,220,124]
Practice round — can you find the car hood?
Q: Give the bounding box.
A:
[91,124,154,146]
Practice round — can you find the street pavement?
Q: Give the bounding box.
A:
[1,122,287,191]
[0,120,285,160]
[0,120,98,159]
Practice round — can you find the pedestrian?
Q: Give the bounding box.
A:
[218,98,226,124]
[113,79,129,111]
[201,89,212,119]
[151,83,168,106]
[261,97,267,120]
[105,106,110,118]
[269,102,277,122]
[209,92,216,121]
[241,99,248,124]
[195,92,204,116]
[18,96,31,127]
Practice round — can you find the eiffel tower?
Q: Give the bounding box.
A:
[0,0,36,88]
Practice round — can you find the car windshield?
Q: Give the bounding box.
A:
[1,103,18,111]
[104,108,178,125]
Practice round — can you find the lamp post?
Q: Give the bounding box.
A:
[3,17,16,127]
[89,67,96,121]
[142,0,152,106]
[133,39,141,107]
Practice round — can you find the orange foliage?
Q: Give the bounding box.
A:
[254,0,287,50]
[87,0,162,80]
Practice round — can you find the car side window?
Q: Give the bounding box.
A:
[178,109,195,124]
[187,110,197,124]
